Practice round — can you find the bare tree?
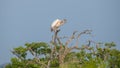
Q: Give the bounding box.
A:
[47,29,92,67]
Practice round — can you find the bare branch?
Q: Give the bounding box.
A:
[59,36,68,39]
[56,36,63,45]
[75,30,92,47]
[77,30,92,39]
[65,31,78,46]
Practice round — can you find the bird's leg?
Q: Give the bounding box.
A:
[53,29,60,44]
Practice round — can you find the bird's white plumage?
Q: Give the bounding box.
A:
[51,19,66,32]
[51,19,60,27]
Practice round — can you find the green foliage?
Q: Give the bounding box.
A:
[25,42,51,55]
[6,42,50,68]
[5,57,41,68]
[50,59,59,67]
[12,46,27,59]
[6,41,120,68]
[108,49,120,68]
[105,42,116,48]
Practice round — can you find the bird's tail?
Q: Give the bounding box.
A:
[51,27,53,32]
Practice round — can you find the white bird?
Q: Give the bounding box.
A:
[51,19,66,32]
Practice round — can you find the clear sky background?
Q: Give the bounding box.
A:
[0,0,120,64]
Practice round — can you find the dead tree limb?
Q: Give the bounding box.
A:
[48,29,92,67]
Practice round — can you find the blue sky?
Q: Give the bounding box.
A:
[0,0,120,64]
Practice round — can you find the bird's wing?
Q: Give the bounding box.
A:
[51,19,60,28]
[55,20,62,27]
